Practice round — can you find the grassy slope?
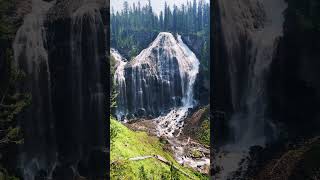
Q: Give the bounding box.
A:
[110,117,208,180]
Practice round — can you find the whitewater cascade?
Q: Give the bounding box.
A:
[112,32,199,128]
[215,0,287,179]
[155,34,200,137]
[111,48,128,120]
[112,32,208,171]
[13,0,57,178]
[112,32,199,137]
[13,1,106,179]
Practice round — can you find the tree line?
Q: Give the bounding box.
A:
[110,0,210,59]
[111,0,209,35]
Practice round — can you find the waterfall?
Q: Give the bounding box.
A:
[13,1,106,179]
[155,34,200,137]
[112,32,200,137]
[112,32,206,170]
[13,0,57,178]
[215,0,287,179]
[111,48,128,120]
[230,0,287,147]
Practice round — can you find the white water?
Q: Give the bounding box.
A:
[112,32,210,171]
[154,33,200,138]
[215,0,287,179]
[113,32,200,129]
[13,1,105,179]
[111,48,128,120]
[13,0,56,179]
[169,138,210,173]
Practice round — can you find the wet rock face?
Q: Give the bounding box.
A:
[13,0,107,179]
[124,51,183,117]
[214,0,287,146]
[268,0,320,138]
[117,33,187,119]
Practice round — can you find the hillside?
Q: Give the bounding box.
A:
[110,117,208,179]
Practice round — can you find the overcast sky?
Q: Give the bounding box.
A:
[111,0,210,15]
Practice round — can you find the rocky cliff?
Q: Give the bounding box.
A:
[113,32,200,120]
[213,0,320,179]
[12,0,107,179]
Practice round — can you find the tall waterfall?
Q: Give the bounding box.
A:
[111,48,128,120]
[155,34,200,137]
[13,1,106,179]
[229,0,287,147]
[215,0,287,179]
[112,32,200,137]
[13,0,57,178]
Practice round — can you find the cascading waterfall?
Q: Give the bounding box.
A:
[155,34,200,137]
[215,0,287,179]
[69,3,105,162]
[112,32,199,137]
[230,0,287,147]
[13,1,106,179]
[112,32,208,171]
[13,0,56,178]
[111,48,128,120]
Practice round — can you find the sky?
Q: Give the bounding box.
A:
[110,0,210,15]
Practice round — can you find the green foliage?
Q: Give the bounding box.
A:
[190,149,202,159]
[0,167,20,180]
[170,164,180,180]
[0,1,30,178]
[110,118,207,179]
[0,0,18,42]
[111,1,210,60]
[138,166,148,180]
[5,127,23,144]
[110,160,132,180]
[197,119,210,146]
[110,117,119,146]
[110,56,118,114]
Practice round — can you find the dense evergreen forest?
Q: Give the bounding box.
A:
[111,0,210,61]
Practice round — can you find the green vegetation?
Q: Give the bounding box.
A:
[190,150,202,159]
[110,55,118,114]
[111,0,210,62]
[197,119,210,146]
[110,117,208,179]
[0,0,30,179]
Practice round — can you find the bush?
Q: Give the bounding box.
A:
[197,119,210,146]
[170,164,180,180]
[110,160,131,180]
[110,118,119,146]
[138,166,148,180]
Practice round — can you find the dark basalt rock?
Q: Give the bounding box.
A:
[120,35,184,118]
[14,0,107,179]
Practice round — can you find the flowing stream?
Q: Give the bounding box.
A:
[112,32,209,172]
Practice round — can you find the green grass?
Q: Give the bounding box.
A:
[110,117,208,180]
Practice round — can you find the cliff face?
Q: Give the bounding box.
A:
[13,0,107,179]
[113,32,200,120]
[214,0,320,144]
[268,0,320,139]
[213,0,287,147]
[213,0,320,178]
